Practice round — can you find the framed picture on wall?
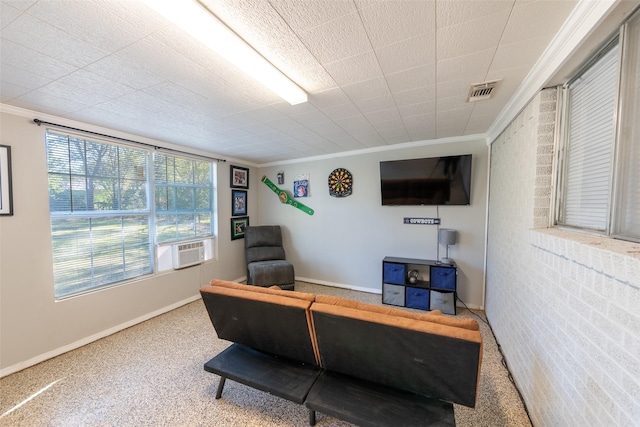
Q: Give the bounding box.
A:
[230,165,249,189]
[231,190,247,216]
[0,145,13,216]
[231,216,249,240]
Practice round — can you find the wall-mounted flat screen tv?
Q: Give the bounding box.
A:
[380,154,472,205]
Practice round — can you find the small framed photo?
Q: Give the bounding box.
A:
[230,165,249,189]
[231,190,247,216]
[0,145,13,216]
[231,216,249,240]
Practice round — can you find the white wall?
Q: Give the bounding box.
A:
[258,138,488,309]
[487,89,640,425]
[0,109,252,375]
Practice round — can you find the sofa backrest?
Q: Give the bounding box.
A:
[200,281,318,365]
[310,301,483,408]
[245,225,286,263]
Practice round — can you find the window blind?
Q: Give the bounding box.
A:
[561,44,619,231]
[47,132,153,298]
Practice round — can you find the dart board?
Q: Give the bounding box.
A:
[328,168,353,197]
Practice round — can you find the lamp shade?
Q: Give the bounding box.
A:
[438,229,457,246]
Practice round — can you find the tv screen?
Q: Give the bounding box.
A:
[380,155,472,205]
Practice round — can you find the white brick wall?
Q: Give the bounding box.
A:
[487,88,640,426]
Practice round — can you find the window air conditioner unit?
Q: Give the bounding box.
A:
[172,241,205,269]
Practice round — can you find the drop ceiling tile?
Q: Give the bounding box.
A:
[501,1,577,44]
[335,114,375,134]
[403,113,436,133]
[436,106,473,136]
[353,94,396,114]
[268,0,356,33]
[2,14,108,68]
[358,0,436,48]
[323,51,383,86]
[95,0,166,34]
[26,0,152,52]
[376,33,435,75]
[142,82,212,113]
[58,70,135,99]
[399,101,436,119]
[297,12,371,64]
[386,65,435,94]
[437,79,471,100]
[84,55,164,90]
[341,77,390,102]
[0,62,51,89]
[271,99,320,117]
[436,7,511,60]
[15,90,90,113]
[322,102,362,121]
[364,108,402,125]
[436,0,514,29]
[0,81,30,101]
[237,106,289,124]
[437,48,495,84]
[1,2,21,29]
[393,86,435,108]
[264,117,304,134]
[379,127,412,144]
[489,37,551,73]
[37,80,110,106]
[309,87,351,109]
[0,39,77,80]
[438,94,470,111]
[351,131,386,148]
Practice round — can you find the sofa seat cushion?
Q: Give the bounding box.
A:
[200,285,318,365]
[315,294,479,331]
[310,302,483,407]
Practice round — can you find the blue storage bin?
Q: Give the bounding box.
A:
[405,287,429,310]
[383,262,406,285]
[430,266,456,290]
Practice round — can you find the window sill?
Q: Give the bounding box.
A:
[529,228,640,286]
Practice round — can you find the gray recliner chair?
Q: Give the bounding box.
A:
[245,225,295,290]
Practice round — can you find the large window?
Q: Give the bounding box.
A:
[557,9,640,242]
[47,131,215,298]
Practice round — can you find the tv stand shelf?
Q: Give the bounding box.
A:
[382,256,457,314]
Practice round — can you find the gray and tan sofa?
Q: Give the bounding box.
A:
[200,279,483,426]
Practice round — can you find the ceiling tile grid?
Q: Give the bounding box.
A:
[0,0,580,163]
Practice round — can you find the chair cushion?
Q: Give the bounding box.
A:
[245,226,287,263]
[246,246,286,263]
[248,260,295,286]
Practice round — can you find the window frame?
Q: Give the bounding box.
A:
[555,9,640,243]
[46,130,217,299]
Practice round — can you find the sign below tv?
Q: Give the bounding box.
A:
[379,154,472,206]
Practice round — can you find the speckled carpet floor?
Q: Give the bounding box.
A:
[0,282,532,426]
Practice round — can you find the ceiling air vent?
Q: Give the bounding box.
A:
[466,80,501,102]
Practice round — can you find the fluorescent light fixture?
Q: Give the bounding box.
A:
[142,0,308,105]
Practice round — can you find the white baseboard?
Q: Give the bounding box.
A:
[0,294,202,379]
[295,277,382,295]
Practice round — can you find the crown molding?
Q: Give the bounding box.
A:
[258,133,487,167]
[486,0,619,145]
